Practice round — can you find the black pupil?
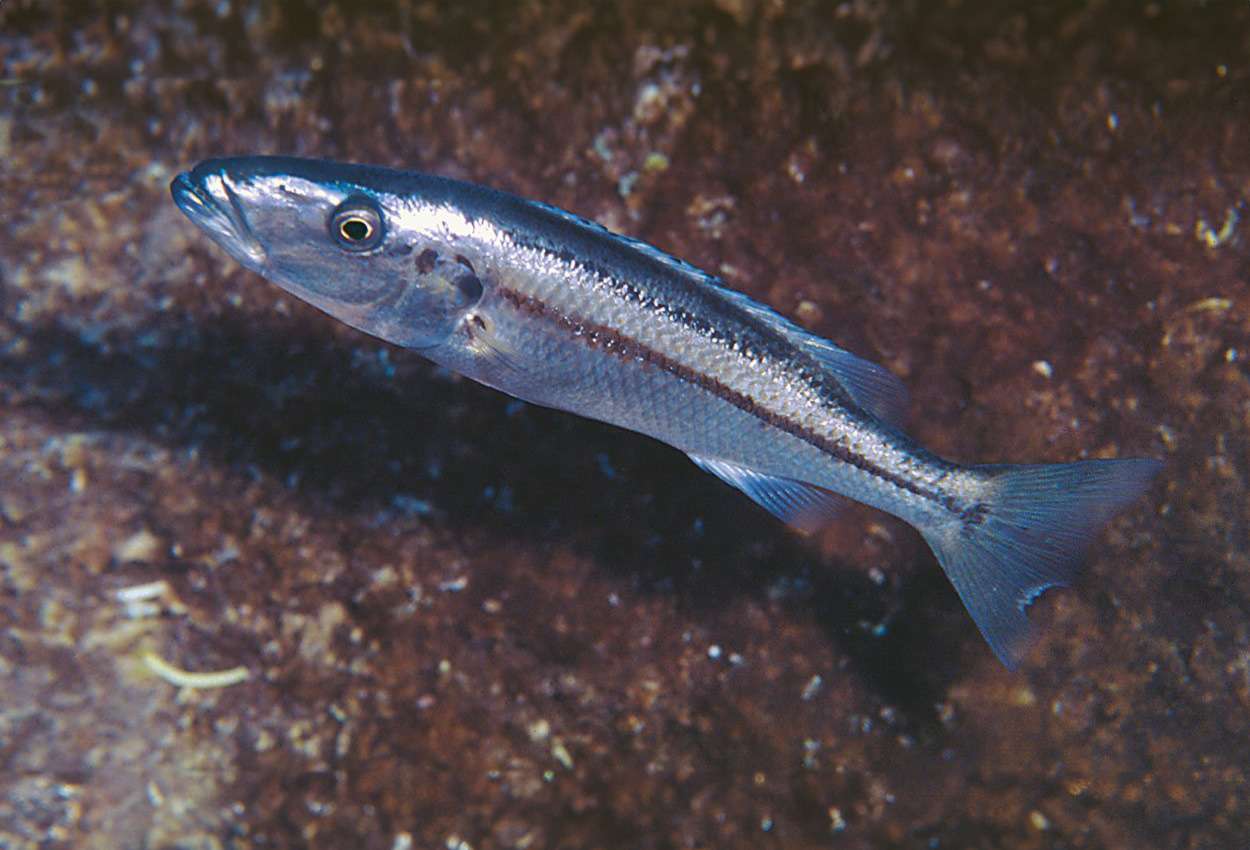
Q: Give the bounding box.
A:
[341,217,370,241]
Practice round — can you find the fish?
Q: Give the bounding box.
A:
[171,155,1162,669]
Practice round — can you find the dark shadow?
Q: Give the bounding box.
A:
[0,310,967,717]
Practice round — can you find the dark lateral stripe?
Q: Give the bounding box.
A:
[494,284,953,508]
[510,234,781,360]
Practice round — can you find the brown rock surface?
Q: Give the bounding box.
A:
[1,2,1247,848]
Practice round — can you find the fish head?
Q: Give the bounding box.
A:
[171,156,486,349]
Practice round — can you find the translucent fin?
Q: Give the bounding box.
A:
[465,316,528,375]
[687,453,849,534]
[797,338,911,428]
[920,458,1162,669]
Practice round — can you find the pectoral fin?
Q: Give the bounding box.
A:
[465,315,528,375]
[687,453,848,533]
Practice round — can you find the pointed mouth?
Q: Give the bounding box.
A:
[171,168,268,267]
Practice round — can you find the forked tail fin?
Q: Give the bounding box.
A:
[920,458,1162,669]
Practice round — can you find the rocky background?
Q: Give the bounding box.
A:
[1,1,1247,848]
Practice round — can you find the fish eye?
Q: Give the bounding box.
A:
[328,198,384,252]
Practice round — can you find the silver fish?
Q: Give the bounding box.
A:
[171,156,1161,668]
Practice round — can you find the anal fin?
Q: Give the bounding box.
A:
[687,453,848,534]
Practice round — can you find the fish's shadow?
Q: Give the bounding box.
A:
[3,311,969,719]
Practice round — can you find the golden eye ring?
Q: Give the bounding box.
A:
[328,198,384,252]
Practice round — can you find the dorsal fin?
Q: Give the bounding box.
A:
[528,199,911,427]
[796,337,910,428]
[687,280,911,429]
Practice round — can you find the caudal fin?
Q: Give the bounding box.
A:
[920,458,1162,669]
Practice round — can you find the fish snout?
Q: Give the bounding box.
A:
[171,166,268,268]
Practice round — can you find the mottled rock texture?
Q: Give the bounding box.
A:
[1,2,1247,848]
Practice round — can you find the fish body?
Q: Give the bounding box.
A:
[172,156,1160,668]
